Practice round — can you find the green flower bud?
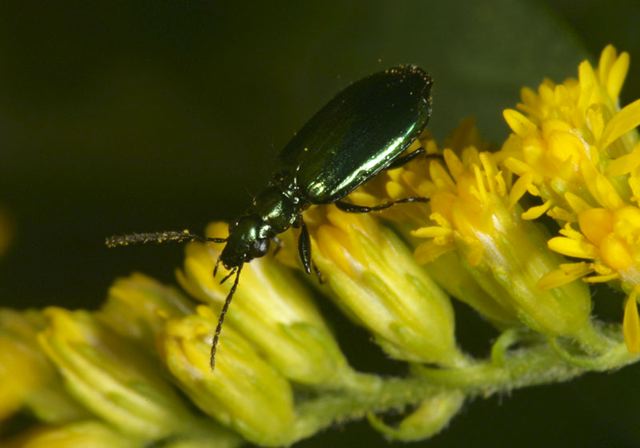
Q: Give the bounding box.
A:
[99,273,194,348]
[368,390,465,441]
[305,208,465,367]
[420,250,520,328]
[459,213,592,339]
[160,305,296,446]
[38,308,204,440]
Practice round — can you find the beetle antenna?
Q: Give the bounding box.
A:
[106,230,226,248]
[213,256,222,278]
[219,267,236,285]
[210,264,243,370]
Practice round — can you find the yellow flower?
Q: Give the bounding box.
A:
[500,45,640,221]
[503,46,640,351]
[412,147,593,341]
[347,124,520,328]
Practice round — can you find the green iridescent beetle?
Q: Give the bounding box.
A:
[108,65,433,368]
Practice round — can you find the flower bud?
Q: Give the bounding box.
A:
[99,273,194,348]
[160,305,296,446]
[38,308,202,440]
[177,222,354,387]
[306,207,465,367]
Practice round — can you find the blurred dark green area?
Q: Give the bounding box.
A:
[0,0,639,446]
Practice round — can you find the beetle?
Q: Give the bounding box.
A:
[107,65,434,369]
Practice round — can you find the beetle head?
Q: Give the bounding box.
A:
[220,216,270,268]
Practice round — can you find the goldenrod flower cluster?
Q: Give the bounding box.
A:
[1,46,639,446]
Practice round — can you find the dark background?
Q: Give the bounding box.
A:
[1,1,639,446]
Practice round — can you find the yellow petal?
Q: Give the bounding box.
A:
[598,45,618,79]
[581,161,624,209]
[548,236,597,259]
[508,173,533,208]
[411,226,453,239]
[623,292,640,353]
[521,201,552,220]
[547,207,576,222]
[503,109,537,137]
[600,99,640,150]
[606,143,640,176]
[414,241,454,264]
[606,50,630,100]
[502,157,532,177]
[564,192,592,214]
[537,263,592,289]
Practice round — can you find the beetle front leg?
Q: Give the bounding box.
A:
[297,219,312,275]
[294,217,324,282]
[335,196,428,213]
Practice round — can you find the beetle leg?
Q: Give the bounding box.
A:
[293,216,323,281]
[387,147,443,169]
[335,196,428,213]
[312,262,324,284]
[387,147,425,169]
[298,219,313,275]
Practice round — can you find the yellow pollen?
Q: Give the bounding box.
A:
[613,206,640,240]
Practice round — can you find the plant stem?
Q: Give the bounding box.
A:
[287,329,639,444]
